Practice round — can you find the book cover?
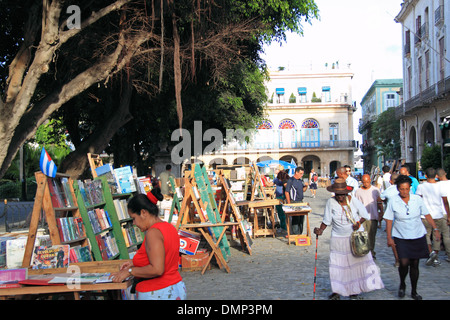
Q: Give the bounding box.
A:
[6,237,27,269]
[114,166,137,193]
[137,176,152,194]
[0,268,28,284]
[31,245,70,269]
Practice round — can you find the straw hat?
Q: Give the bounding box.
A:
[326,178,353,194]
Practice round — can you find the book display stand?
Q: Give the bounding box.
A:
[176,164,240,273]
[22,172,90,268]
[87,153,104,178]
[73,175,141,261]
[247,162,279,238]
[215,170,252,255]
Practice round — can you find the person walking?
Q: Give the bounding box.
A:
[159,164,176,199]
[399,165,419,194]
[285,167,308,235]
[355,174,383,259]
[380,172,400,266]
[415,168,450,266]
[314,178,384,300]
[384,175,441,300]
[274,165,289,233]
[336,166,359,196]
[309,168,318,198]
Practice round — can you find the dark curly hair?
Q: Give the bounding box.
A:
[395,174,412,187]
[127,194,159,217]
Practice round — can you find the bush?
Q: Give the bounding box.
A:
[420,145,442,170]
[0,181,21,199]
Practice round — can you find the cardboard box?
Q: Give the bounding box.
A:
[295,235,311,246]
[181,252,211,272]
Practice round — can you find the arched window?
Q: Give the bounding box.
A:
[279,119,296,129]
[301,119,319,128]
[300,119,320,147]
[256,120,273,129]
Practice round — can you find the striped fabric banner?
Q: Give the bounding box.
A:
[39,147,57,178]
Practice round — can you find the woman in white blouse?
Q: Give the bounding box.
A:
[384,174,441,300]
[314,178,384,300]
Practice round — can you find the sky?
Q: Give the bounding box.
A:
[260,0,404,146]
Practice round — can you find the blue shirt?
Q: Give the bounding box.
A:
[383,194,428,239]
[285,177,305,202]
[409,175,419,194]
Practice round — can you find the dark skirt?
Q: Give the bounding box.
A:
[394,236,429,260]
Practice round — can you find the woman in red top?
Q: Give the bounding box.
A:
[111,194,186,300]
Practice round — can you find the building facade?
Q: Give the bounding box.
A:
[359,79,403,172]
[198,66,359,177]
[395,0,450,171]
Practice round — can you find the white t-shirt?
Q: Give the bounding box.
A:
[380,185,399,203]
[415,182,446,219]
[323,196,369,237]
[346,176,359,196]
[355,186,381,220]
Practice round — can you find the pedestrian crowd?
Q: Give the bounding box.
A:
[311,164,450,300]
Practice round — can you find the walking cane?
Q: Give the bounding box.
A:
[313,233,319,300]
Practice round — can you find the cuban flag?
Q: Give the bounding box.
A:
[40,147,57,178]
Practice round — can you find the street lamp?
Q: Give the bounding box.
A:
[408,145,414,152]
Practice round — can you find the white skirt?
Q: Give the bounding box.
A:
[329,236,384,297]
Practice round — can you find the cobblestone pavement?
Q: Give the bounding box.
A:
[181,187,450,300]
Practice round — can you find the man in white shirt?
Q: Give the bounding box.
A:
[337,166,358,196]
[380,172,400,266]
[436,168,450,263]
[376,165,391,193]
[415,168,450,266]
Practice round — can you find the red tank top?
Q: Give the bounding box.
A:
[132,222,182,292]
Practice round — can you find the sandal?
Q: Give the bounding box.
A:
[328,293,340,300]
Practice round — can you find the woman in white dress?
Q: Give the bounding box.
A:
[314,178,384,300]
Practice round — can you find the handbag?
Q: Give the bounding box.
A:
[341,198,370,257]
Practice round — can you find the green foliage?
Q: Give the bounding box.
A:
[289,93,296,103]
[311,92,321,102]
[371,108,401,160]
[420,145,442,171]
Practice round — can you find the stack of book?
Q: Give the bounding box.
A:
[56,217,86,243]
[113,199,130,220]
[121,224,143,247]
[95,231,119,260]
[48,177,76,208]
[87,208,112,234]
[69,245,93,263]
[77,179,105,207]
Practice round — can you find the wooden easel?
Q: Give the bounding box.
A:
[250,161,267,201]
[22,172,89,268]
[176,164,231,262]
[168,176,182,223]
[216,170,252,255]
[87,153,104,178]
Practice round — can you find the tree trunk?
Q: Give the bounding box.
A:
[57,75,134,179]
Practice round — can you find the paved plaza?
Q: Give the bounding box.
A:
[181,187,450,300]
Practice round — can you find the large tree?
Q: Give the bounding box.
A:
[0,0,318,179]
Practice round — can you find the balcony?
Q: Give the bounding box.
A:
[435,6,444,25]
[219,128,357,153]
[396,76,450,118]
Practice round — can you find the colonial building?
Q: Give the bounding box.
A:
[359,79,403,172]
[198,66,359,177]
[395,0,450,171]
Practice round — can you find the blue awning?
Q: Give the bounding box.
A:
[298,87,307,94]
[276,88,285,95]
[322,86,330,92]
